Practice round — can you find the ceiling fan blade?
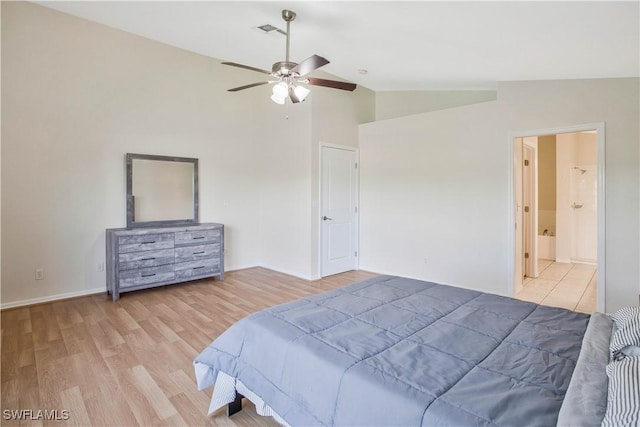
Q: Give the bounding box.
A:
[221,62,271,75]
[306,77,356,92]
[228,81,270,92]
[291,55,330,76]
[288,85,301,103]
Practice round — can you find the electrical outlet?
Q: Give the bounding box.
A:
[98,262,105,272]
[224,248,229,256]
[35,269,44,280]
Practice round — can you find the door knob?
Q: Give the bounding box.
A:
[322,216,333,221]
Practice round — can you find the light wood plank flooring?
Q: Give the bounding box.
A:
[514,260,597,313]
[1,268,378,426]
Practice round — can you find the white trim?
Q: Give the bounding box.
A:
[0,264,306,310]
[259,264,314,281]
[224,264,261,273]
[318,142,360,278]
[507,122,605,312]
[357,265,511,298]
[1,287,104,310]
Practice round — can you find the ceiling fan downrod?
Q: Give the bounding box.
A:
[282,10,296,64]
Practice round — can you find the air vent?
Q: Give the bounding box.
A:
[257,24,286,36]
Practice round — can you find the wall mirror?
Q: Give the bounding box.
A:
[126,153,199,228]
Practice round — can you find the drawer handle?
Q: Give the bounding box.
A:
[141,273,156,277]
[141,257,156,261]
[192,236,205,240]
[193,266,205,270]
[193,251,206,255]
[142,241,156,244]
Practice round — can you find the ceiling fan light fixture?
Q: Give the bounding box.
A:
[270,93,286,104]
[272,81,289,97]
[294,85,310,102]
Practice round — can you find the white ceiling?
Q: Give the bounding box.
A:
[36,1,639,91]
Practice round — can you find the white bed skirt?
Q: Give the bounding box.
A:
[194,364,289,426]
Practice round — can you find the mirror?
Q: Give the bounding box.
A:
[126,153,199,228]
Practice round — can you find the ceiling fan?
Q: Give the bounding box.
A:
[223,9,357,104]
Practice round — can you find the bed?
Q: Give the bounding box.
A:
[194,275,639,426]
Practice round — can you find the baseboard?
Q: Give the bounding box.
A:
[0,264,325,309]
[357,265,509,297]
[258,264,314,281]
[225,264,260,272]
[1,287,105,310]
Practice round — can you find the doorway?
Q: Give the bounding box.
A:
[510,123,605,312]
[320,145,359,277]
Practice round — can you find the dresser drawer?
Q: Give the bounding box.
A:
[118,233,174,253]
[175,243,220,264]
[175,228,221,246]
[118,248,175,271]
[174,259,220,280]
[119,264,175,288]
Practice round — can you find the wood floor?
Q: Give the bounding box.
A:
[1,267,378,427]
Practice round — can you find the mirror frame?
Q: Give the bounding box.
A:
[126,153,199,228]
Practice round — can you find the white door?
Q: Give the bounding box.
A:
[321,146,358,276]
[570,164,597,262]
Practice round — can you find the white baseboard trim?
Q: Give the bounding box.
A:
[258,264,314,281]
[357,265,510,298]
[1,287,105,310]
[1,264,323,309]
[225,264,260,272]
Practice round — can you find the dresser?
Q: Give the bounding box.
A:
[106,223,224,301]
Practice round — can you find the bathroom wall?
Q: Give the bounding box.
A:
[555,132,598,263]
[538,135,557,235]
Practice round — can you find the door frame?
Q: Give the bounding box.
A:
[318,142,360,277]
[507,122,605,312]
[522,140,538,278]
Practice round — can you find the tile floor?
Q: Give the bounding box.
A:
[514,259,597,313]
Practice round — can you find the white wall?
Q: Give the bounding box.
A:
[360,78,639,312]
[375,90,497,121]
[360,103,506,291]
[1,2,372,306]
[309,76,375,278]
[256,69,375,281]
[1,2,263,305]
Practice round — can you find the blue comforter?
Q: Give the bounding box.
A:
[195,275,589,426]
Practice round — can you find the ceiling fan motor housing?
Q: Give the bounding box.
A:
[272,61,298,76]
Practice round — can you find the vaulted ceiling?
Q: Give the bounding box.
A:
[36,1,639,91]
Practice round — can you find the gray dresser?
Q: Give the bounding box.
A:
[106,223,224,301]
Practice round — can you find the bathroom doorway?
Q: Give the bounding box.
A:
[511,124,604,312]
